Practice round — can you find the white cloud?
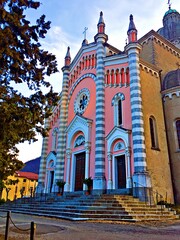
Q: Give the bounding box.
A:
[17,135,42,163]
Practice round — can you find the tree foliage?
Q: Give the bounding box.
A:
[0,0,60,181]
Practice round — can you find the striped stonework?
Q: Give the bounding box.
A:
[36,118,49,193]
[126,43,151,200]
[93,39,106,190]
[54,66,70,185]
[126,43,147,174]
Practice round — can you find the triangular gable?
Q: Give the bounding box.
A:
[46,151,56,164]
[70,42,97,69]
[66,114,93,148]
[106,126,131,152]
[138,29,180,53]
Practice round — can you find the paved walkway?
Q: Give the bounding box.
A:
[0,212,180,240]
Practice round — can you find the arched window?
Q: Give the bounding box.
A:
[52,128,58,151]
[176,119,180,149]
[117,100,122,125]
[112,93,125,126]
[149,116,159,149]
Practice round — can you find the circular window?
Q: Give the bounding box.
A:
[74,88,90,115]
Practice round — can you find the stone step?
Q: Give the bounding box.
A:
[3,203,174,214]
[9,201,150,208]
[0,207,177,222]
[0,205,176,219]
[0,208,132,220]
[1,194,178,222]
[1,204,176,216]
[1,203,173,214]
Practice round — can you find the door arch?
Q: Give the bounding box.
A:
[106,127,132,190]
[114,154,126,189]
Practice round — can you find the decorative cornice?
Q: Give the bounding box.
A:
[162,89,180,101]
[139,59,160,78]
[140,34,180,59]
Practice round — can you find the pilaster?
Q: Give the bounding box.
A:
[93,32,106,193]
[36,118,49,193]
[54,65,70,187]
[125,42,151,201]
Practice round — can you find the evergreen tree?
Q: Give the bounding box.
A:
[0,0,59,186]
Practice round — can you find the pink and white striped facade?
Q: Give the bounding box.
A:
[36,12,175,201]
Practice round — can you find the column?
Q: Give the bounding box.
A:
[124,68,127,87]
[64,149,71,192]
[85,143,91,179]
[107,152,113,189]
[93,39,106,192]
[126,148,132,188]
[119,70,122,87]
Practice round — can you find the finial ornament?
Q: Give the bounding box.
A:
[83,27,88,39]
[64,46,71,66]
[167,0,172,9]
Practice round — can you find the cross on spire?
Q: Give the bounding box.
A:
[167,0,172,9]
[83,27,88,39]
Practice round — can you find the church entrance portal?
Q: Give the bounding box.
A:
[75,152,85,191]
[116,155,126,189]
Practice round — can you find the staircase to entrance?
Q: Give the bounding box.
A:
[0,194,178,222]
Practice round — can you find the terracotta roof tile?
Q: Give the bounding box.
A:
[16,171,38,180]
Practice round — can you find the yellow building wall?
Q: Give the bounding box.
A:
[163,92,180,204]
[140,68,174,203]
[140,38,180,80]
[2,175,38,201]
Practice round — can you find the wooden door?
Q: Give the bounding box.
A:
[75,152,85,191]
[50,171,54,193]
[117,155,126,189]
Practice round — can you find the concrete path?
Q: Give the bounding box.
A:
[0,212,180,240]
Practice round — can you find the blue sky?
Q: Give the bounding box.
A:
[17,0,180,162]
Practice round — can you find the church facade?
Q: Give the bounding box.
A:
[37,6,180,204]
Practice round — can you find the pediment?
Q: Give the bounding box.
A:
[46,151,56,160]
[66,114,92,134]
[46,151,56,167]
[106,126,131,152]
[66,114,93,148]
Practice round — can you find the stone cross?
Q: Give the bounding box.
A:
[167,0,172,9]
[83,27,88,39]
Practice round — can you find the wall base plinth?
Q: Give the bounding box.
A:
[133,171,152,202]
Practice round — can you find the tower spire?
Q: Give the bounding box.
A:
[64,46,71,67]
[127,14,137,43]
[97,11,105,34]
[94,11,108,42]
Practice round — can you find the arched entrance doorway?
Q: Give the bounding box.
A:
[106,127,132,191]
[46,160,55,193]
[65,115,92,192]
[45,151,56,193]
[75,152,85,191]
[115,154,126,189]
